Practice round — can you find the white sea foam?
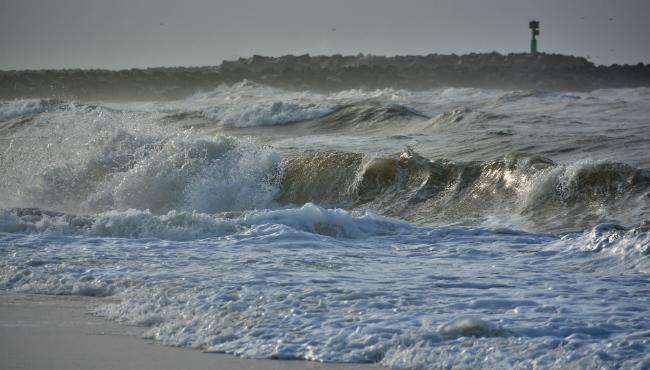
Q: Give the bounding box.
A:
[2,217,649,368]
[574,223,650,263]
[0,98,61,121]
[0,203,411,240]
[437,317,504,339]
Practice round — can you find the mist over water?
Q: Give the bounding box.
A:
[1,82,650,369]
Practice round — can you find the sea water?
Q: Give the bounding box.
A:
[1,82,649,369]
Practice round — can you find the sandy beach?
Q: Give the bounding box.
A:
[0,292,387,370]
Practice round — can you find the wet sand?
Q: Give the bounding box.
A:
[0,292,386,370]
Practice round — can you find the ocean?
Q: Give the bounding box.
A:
[1,81,649,369]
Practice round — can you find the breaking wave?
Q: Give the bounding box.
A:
[4,145,647,233]
[2,133,280,215]
[1,86,649,232]
[1,99,648,233]
[0,101,281,214]
[280,150,650,231]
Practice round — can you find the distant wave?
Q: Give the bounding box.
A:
[312,102,428,131]
[176,100,337,128]
[155,82,426,128]
[413,107,510,130]
[154,81,339,127]
[495,89,563,103]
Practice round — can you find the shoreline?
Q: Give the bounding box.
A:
[0,291,386,370]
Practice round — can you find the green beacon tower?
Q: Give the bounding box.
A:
[529,20,540,54]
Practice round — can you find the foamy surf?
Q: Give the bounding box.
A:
[2,215,648,368]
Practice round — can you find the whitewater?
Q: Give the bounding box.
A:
[1,81,650,369]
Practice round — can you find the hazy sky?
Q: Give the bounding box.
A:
[1,0,649,70]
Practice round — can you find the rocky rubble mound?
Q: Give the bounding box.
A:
[1,52,649,100]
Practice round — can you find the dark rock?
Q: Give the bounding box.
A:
[1,52,649,101]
